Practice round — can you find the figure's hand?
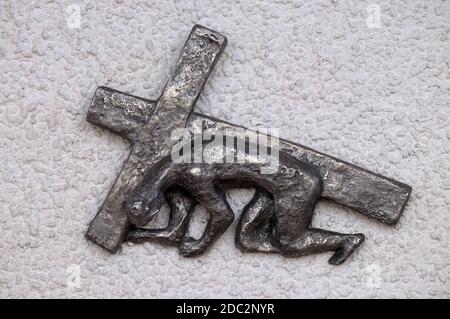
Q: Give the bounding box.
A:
[178,236,207,257]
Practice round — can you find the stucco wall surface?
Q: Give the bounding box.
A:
[0,0,449,298]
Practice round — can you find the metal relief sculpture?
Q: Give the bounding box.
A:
[85,25,412,264]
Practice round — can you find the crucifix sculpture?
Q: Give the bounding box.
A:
[85,25,411,264]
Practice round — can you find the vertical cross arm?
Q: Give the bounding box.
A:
[86,25,227,253]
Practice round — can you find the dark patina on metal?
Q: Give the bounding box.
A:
[85,25,411,264]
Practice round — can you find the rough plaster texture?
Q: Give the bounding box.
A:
[0,0,449,298]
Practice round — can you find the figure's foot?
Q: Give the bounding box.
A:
[178,237,208,257]
[328,233,365,265]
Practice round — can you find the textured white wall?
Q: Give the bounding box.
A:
[0,0,449,298]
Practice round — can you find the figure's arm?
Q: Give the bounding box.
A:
[127,190,196,246]
[178,185,234,257]
[87,86,156,141]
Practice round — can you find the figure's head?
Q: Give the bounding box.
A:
[125,188,165,227]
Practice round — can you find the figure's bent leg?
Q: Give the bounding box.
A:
[273,170,323,246]
[272,169,363,264]
[235,190,280,253]
[273,171,365,265]
[127,190,195,246]
[179,186,234,257]
[280,228,365,265]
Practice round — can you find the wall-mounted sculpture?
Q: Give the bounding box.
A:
[85,25,411,264]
